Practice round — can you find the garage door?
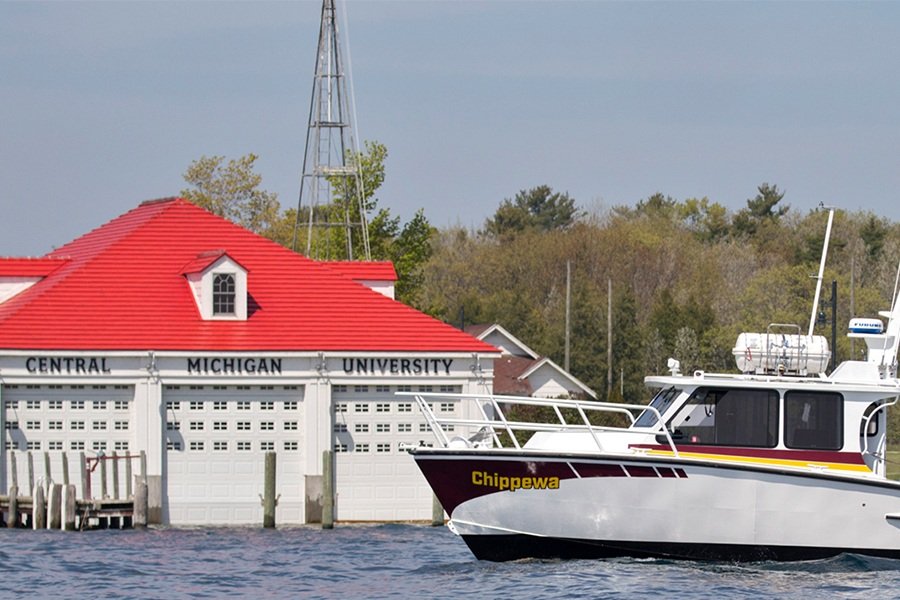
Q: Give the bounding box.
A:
[164,384,304,525]
[3,383,136,498]
[332,384,459,521]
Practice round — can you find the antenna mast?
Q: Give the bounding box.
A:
[292,0,370,261]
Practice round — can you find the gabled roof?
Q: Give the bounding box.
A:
[181,250,247,275]
[467,322,596,399]
[0,198,498,353]
[320,261,397,282]
[465,323,540,359]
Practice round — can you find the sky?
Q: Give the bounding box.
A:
[3,1,900,256]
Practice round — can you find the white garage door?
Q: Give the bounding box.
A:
[164,384,304,525]
[332,384,459,521]
[3,383,136,499]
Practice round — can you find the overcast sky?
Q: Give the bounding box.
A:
[3,1,900,256]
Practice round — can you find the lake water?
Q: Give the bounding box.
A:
[2,524,899,599]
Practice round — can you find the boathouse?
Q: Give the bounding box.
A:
[0,198,497,525]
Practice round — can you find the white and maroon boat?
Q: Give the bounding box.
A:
[408,236,900,561]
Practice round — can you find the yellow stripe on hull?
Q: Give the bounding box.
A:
[640,448,871,473]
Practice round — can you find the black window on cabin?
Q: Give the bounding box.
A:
[212,273,236,315]
[667,387,779,448]
[784,391,843,450]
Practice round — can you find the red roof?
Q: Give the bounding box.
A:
[0,257,69,277]
[320,261,397,281]
[0,198,497,353]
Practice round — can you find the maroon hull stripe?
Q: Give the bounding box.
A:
[414,456,686,514]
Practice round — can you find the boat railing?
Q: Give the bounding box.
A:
[398,392,677,456]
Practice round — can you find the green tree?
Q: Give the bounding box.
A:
[182,154,281,236]
[732,183,788,237]
[391,209,436,307]
[484,185,579,239]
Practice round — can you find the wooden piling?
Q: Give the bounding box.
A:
[27,451,34,494]
[100,458,107,499]
[10,451,17,490]
[431,494,444,526]
[43,452,52,490]
[125,457,132,499]
[48,484,62,530]
[62,452,70,486]
[322,450,334,529]
[133,480,148,528]
[33,485,46,530]
[7,486,17,528]
[263,451,276,528]
[111,451,119,500]
[63,484,76,531]
[80,452,88,500]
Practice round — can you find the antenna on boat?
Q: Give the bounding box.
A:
[808,204,835,337]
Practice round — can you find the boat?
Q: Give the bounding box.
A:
[406,213,900,561]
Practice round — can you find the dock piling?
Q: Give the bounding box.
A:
[263,451,276,529]
[7,486,17,528]
[322,450,334,529]
[133,480,148,528]
[33,484,46,530]
[63,484,76,531]
[48,484,62,530]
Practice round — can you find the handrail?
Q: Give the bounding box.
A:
[400,392,677,457]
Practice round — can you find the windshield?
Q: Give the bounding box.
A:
[632,386,679,429]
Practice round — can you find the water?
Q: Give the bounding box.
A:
[2,525,899,599]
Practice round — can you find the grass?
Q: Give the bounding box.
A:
[887,450,900,480]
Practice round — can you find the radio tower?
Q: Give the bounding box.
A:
[292,0,370,260]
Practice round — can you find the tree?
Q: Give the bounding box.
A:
[484,185,579,239]
[182,154,281,237]
[732,183,788,237]
[391,209,436,307]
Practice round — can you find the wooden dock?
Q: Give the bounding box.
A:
[2,450,148,531]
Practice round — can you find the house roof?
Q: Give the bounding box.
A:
[320,261,397,282]
[181,250,246,275]
[0,198,498,353]
[0,257,69,277]
[465,323,540,359]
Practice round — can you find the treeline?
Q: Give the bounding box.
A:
[414,184,900,411]
[179,151,900,438]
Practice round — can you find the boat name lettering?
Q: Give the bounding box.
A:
[187,357,282,375]
[471,470,559,492]
[25,356,112,375]
[342,358,453,376]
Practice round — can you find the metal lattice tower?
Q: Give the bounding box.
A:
[292,0,370,260]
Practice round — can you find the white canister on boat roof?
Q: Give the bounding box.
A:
[848,317,884,334]
[733,332,830,374]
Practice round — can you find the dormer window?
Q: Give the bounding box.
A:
[212,274,236,315]
[182,251,248,321]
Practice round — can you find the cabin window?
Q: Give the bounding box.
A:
[784,391,843,450]
[667,387,778,448]
[633,387,678,428]
[861,403,880,437]
[212,273,235,315]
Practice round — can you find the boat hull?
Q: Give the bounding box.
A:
[413,450,900,562]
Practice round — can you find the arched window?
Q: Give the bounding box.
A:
[212,273,235,315]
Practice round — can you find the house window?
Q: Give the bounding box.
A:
[212,273,236,315]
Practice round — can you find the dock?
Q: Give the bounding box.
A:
[1,450,148,530]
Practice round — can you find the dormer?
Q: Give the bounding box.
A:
[182,250,248,321]
[0,258,68,304]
